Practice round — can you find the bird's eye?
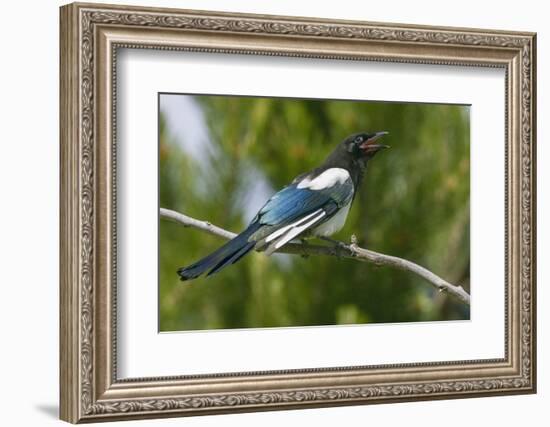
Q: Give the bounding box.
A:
[354,136,363,144]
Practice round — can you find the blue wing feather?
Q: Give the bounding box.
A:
[256,179,354,226]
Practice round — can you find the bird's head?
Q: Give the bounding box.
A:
[342,131,389,160]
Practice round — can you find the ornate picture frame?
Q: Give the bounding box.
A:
[60,2,536,423]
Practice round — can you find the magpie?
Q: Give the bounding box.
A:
[177,131,389,281]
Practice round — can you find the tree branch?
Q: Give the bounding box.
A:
[160,207,470,305]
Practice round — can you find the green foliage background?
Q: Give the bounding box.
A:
[159,95,470,331]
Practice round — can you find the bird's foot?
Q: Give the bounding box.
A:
[319,236,349,258]
[299,238,310,259]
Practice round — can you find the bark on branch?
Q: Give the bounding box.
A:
[160,207,471,305]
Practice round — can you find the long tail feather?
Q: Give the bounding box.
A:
[206,241,256,277]
[177,223,260,281]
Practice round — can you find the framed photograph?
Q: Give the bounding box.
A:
[60,2,536,423]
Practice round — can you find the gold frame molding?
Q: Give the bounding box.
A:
[60,2,537,423]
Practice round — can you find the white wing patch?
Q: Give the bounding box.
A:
[264,209,326,255]
[297,168,350,190]
[265,210,322,243]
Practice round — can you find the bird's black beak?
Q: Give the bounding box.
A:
[359,131,390,153]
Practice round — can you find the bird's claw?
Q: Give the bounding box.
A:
[319,236,348,258]
[300,238,310,259]
[334,242,349,258]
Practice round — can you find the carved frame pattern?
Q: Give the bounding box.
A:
[60,2,536,423]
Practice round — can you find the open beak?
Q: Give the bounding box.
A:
[359,131,390,153]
